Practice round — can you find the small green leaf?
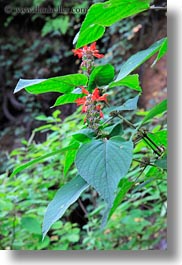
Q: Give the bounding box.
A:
[75,137,133,206]
[155,156,167,170]
[116,38,166,81]
[88,64,115,90]
[141,99,167,125]
[21,216,42,235]
[42,175,89,238]
[102,122,123,137]
[14,74,88,94]
[72,128,95,142]
[52,93,85,107]
[109,74,142,92]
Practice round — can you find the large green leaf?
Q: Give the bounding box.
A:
[116,38,167,81]
[109,74,142,92]
[76,0,150,48]
[42,175,89,238]
[140,99,167,125]
[14,74,88,94]
[75,136,133,206]
[88,64,115,90]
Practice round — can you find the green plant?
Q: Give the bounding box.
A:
[0,109,84,250]
[10,0,167,248]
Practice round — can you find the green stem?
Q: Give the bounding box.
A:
[142,132,163,154]
[117,114,137,129]
[142,137,161,156]
[102,116,115,125]
[133,158,157,167]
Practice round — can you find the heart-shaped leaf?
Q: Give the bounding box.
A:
[75,136,133,206]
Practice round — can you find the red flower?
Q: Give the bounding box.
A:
[72,42,104,59]
[75,87,108,118]
[92,88,108,103]
[96,105,104,118]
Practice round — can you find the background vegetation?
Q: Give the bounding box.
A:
[0,0,167,250]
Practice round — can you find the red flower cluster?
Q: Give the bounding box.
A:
[72,42,104,59]
[75,87,108,118]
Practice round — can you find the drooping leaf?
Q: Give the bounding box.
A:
[140,99,167,125]
[105,95,139,113]
[109,74,142,92]
[75,137,133,206]
[14,74,88,94]
[42,175,89,238]
[88,64,115,90]
[76,0,150,48]
[10,143,78,177]
[52,93,85,107]
[116,38,167,81]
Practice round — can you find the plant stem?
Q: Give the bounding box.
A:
[78,199,88,217]
[133,158,157,167]
[102,116,115,125]
[117,114,137,129]
[112,113,163,156]
[141,131,163,154]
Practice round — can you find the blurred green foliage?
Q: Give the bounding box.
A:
[0,108,167,250]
